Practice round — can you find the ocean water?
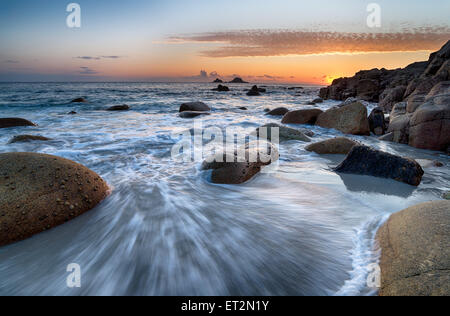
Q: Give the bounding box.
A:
[0,82,448,296]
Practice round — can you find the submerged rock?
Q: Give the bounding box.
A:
[212,84,230,92]
[247,85,263,96]
[315,102,370,135]
[0,118,36,129]
[306,137,358,155]
[70,98,87,103]
[8,135,51,144]
[202,140,279,184]
[179,111,211,119]
[68,111,77,115]
[376,200,450,296]
[334,145,424,186]
[265,107,289,116]
[179,102,211,113]
[281,109,323,125]
[107,105,130,111]
[255,123,311,142]
[0,152,109,247]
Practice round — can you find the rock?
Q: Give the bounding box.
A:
[379,86,406,111]
[408,83,450,151]
[8,135,51,144]
[179,111,211,119]
[305,137,358,155]
[255,123,311,142]
[376,200,450,296]
[107,105,130,111]
[315,102,370,135]
[265,107,289,116]
[356,79,380,101]
[179,102,211,113]
[387,113,412,144]
[443,191,450,200]
[379,132,394,142]
[238,107,248,111]
[0,118,36,129]
[68,111,77,115]
[228,77,248,84]
[311,98,323,104]
[247,85,262,96]
[368,107,387,135]
[202,140,279,184]
[264,108,271,113]
[70,98,87,103]
[0,152,109,247]
[390,102,407,119]
[212,84,230,92]
[212,78,223,83]
[406,95,426,113]
[281,109,323,125]
[337,97,368,108]
[334,145,424,186]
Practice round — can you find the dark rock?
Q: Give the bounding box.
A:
[179,111,211,119]
[312,98,323,104]
[334,145,424,186]
[255,123,310,142]
[212,84,230,92]
[315,102,370,135]
[281,109,323,125]
[265,107,289,116]
[212,78,223,83]
[247,85,263,96]
[0,118,36,129]
[68,111,77,115]
[379,86,406,111]
[8,135,51,144]
[0,152,109,246]
[179,102,211,113]
[368,107,387,135]
[70,98,87,103]
[376,200,450,296]
[306,137,358,155]
[228,77,248,84]
[238,107,248,110]
[107,105,130,111]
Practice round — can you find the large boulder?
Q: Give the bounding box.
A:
[202,141,279,184]
[305,137,358,155]
[334,145,424,186]
[379,86,406,111]
[265,107,289,116]
[0,153,109,247]
[255,123,310,142]
[368,107,387,135]
[387,113,412,144]
[179,102,211,113]
[8,135,51,144]
[376,200,450,296]
[408,82,450,151]
[315,102,370,135]
[281,109,323,125]
[0,118,36,129]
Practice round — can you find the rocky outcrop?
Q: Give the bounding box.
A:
[212,78,223,83]
[202,141,279,184]
[305,137,358,155]
[368,107,387,135]
[281,109,323,125]
[315,102,370,135]
[107,105,130,111]
[179,102,211,113]
[334,145,424,186]
[319,41,450,112]
[266,107,289,116]
[8,135,51,144]
[376,200,450,296]
[0,118,36,129]
[247,85,265,96]
[255,123,311,142]
[0,152,109,246]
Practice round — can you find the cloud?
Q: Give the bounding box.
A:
[74,56,125,61]
[167,28,450,58]
[79,66,99,75]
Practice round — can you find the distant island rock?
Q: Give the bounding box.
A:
[212,78,223,83]
[228,77,248,84]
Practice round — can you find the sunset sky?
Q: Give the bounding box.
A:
[0,0,449,84]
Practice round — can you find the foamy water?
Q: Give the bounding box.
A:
[0,83,448,295]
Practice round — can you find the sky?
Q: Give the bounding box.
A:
[0,0,449,84]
